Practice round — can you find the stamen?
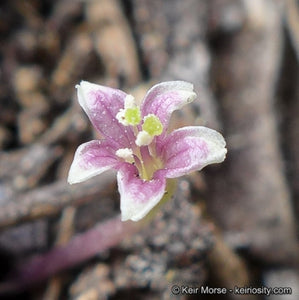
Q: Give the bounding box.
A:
[116,95,141,126]
[116,109,128,126]
[116,148,134,163]
[124,94,135,109]
[135,131,153,146]
[142,114,163,136]
[148,142,157,158]
[124,107,141,125]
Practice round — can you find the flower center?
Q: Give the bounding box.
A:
[116,96,164,180]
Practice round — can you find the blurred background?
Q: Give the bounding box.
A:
[0,0,298,299]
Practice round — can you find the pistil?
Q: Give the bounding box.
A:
[116,99,164,180]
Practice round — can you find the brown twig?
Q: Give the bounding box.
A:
[42,206,76,300]
[206,0,299,263]
[0,173,116,229]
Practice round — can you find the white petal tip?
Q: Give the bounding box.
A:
[177,90,197,105]
[117,167,166,223]
[67,172,81,185]
[121,211,146,222]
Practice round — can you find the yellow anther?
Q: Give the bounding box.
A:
[124,107,141,126]
[116,95,141,126]
[142,114,163,136]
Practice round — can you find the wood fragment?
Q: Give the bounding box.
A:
[277,35,299,231]
[0,173,116,229]
[86,0,141,86]
[42,206,76,300]
[37,105,89,146]
[0,127,12,150]
[0,144,62,193]
[132,0,221,130]
[285,0,299,62]
[207,230,257,300]
[51,33,94,96]
[206,0,299,264]
[69,263,115,300]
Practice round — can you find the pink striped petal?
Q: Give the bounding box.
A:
[158,126,227,178]
[76,81,135,147]
[141,81,196,132]
[68,140,120,184]
[117,164,166,221]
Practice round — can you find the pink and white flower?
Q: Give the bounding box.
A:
[68,81,227,221]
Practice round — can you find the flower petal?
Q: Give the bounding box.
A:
[141,81,196,132]
[68,140,120,184]
[117,164,166,221]
[76,81,135,146]
[158,126,227,178]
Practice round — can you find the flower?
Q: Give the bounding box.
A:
[68,81,227,221]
